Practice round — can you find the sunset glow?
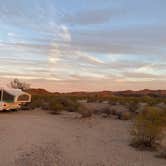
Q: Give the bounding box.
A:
[0,0,166,91]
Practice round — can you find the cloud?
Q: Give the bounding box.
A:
[7,32,16,37]
[67,25,166,56]
[0,0,166,91]
[123,72,164,79]
[58,25,71,42]
[75,51,104,65]
[62,8,121,25]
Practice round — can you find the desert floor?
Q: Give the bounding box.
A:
[0,109,165,166]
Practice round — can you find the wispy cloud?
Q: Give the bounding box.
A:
[0,0,166,91]
[62,8,121,25]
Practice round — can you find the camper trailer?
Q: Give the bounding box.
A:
[0,88,31,111]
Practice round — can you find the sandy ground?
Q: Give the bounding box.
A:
[0,109,165,166]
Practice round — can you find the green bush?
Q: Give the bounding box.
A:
[27,94,80,114]
[131,106,165,150]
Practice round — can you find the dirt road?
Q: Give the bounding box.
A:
[0,110,165,166]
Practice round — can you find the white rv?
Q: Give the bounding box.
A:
[0,88,31,111]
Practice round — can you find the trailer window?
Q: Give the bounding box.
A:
[3,91,15,102]
[17,94,29,101]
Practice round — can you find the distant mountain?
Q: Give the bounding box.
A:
[113,89,166,97]
[27,88,166,97]
[63,91,113,97]
[26,88,51,95]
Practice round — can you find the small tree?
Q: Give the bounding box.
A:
[10,79,30,91]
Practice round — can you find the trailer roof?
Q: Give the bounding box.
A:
[1,88,29,97]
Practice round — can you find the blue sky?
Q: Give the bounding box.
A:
[0,0,166,91]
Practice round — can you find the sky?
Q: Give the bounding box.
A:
[0,0,166,92]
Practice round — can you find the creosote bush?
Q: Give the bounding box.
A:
[119,111,132,120]
[131,106,166,150]
[27,94,80,114]
[77,105,92,118]
[157,148,166,159]
[102,107,112,116]
[49,101,64,114]
[128,101,139,113]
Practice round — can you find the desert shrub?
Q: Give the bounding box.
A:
[49,101,64,114]
[60,97,80,112]
[160,109,166,126]
[111,109,117,115]
[141,96,162,106]
[157,148,166,159]
[102,107,111,116]
[97,107,112,118]
[128,101,139,112]
[27,98,42,109]
[94,106,111,116]
[108,96,165,108]
[27,94,80,114]
[41,102,50,110]
[93,109,101,114]
[119,111,132,120]
[131,106,165,150]
[78,105,92,118]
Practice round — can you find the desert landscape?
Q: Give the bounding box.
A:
[0,0,166,165]
[0,86,166,166]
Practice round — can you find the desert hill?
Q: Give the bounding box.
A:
[27,89,166,97]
